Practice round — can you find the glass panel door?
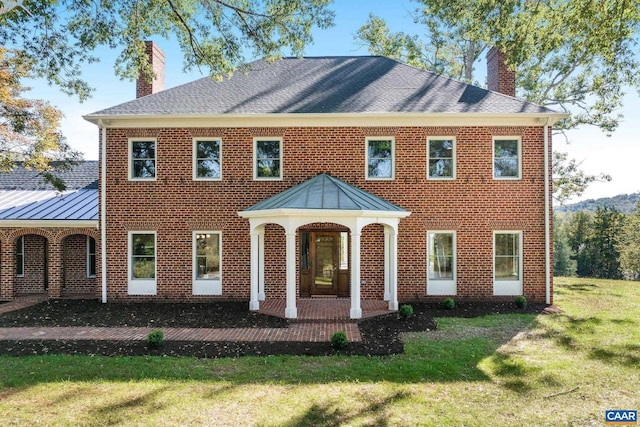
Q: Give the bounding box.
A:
[314,234,336,290]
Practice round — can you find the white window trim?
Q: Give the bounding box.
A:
[427,136,456,180]
[493,230,523,295]
[193,138,222,181]
[16,236,24,278]
[192,231,222,295]
[253,137,283,181]
[128,231,157,295]
[86,236,96,278]
[426,231,457,295]
[493,136,522,180]
[365,137,395,180]
[128,138,157,181]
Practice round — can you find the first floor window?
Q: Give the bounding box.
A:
[494,231,523,295]
[366,137,394,179]
[494,138,520,179]
[254,138,282,179]
[193,232,222,295]
[428,138,455,179]
[195,233,221,280]
[130,140,156,179]
[87,236,96,277]
[194,139,221,179]
[427,232,456,295]
[131,233,156,279]
[15,236,24,277]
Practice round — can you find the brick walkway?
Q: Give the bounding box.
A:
[0,297,363,342]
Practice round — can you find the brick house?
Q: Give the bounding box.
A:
[81,43,565,319]
[0,162,99,300]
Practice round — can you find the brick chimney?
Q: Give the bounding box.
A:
[136,41,165,98]
[486,46,515,97]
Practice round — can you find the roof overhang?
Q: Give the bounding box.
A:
[239,208,410,220]
[0,220,99,228]
[84,111,569,128]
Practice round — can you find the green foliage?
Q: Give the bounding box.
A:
[514,296,527,309]
[553,152,611,205]
[0,0,335,101]
[442,298,455,310]
[553,214,576,277]
[330,331,347,349]
[618,199,640,280]
[399,304,414,318]
[147,330,164,349]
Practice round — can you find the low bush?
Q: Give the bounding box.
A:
[399,304,414,318]
[331,331,348,349]
[147,330,164,349]
[443,298,456,310]
[514,296,527,309]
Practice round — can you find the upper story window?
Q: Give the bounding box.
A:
[428,137,455,179]
[254,138,282,180]
[493,137,521,179]
[129,139,156,180]
[87,236,96,278]
[194,139,221,180]
[15,236,24,277]
[366,137,394,180]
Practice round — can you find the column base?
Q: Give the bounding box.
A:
[249,300,260,311]
[350,308,362,319]
[285,307,297,319]
[388,301,398,311]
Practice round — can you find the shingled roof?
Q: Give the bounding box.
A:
[87,56,555,117]
[0,161,98,191]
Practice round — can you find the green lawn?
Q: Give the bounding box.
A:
[1,277,639,426]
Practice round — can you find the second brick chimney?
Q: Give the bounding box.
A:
[486,46,515,97]
[136,41,165,98]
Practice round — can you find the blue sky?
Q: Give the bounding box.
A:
[25,0,639,203]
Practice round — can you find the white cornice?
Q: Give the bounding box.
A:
[84,112,569,128]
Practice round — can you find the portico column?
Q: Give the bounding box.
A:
[388,226,399,311]
[285,231,297,318]
[383,228,391,301]
[249,230,260,311]
[258,231,265,301]
[350,230,362,319]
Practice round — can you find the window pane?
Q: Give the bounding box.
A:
[133,257,155,279]
[15,236,24,276]
[300,233,310,270]
[495,257,519,279]
[339,232,348,269]
[494,140,519,177]
[132,234,155,256]
[196,233,220,280]
[495,233,520,280]
[367,140,393,178]
[197,140,219,159]
[133,159,156,178]
[256,140,281,178]
[197,159,221,178]
[257,159,280,178]
[257,140,280,159]
[132,141,155,159]
[495,233,519,256]
[88,237,96,277]
[429,139,453,158]
[429,159,453,177]
[428,233,454,279]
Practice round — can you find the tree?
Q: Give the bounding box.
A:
[356,0,640,201]
[565,210,593,277]
[553,213,576,277]
[552,152,611,205]
[618,200,640,279]
[584,206,625,279]
[0,0,335,101]
[0,47,82,191]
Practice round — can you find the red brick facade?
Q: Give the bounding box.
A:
[101,125,553,303]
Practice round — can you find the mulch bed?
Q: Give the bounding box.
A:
[0,300,547,358]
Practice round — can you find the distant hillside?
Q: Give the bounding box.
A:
[555,193,639,214]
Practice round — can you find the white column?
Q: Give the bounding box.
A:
[383,228,391,301]
[258,231,265,301]
[388,225,399,311]
[350,230,362,319]
[285,231,297,319]
[249,230,260,311]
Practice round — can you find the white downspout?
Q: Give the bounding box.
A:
[99,120,108,303]
[544,119,551,305]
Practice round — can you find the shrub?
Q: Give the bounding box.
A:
[147,330,164,349]
[442,298,456,310]
[515,296,527,309]
[331,331,348,349]
[399,304,414,318]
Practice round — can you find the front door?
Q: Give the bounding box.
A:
[300,231,349,297]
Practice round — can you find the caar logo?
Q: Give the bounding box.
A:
[606,410,637,425]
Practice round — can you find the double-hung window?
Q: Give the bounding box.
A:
[129,139,156,180]
[493,231,523,295]
[427,232,456,295]
[493,137,521,179]
[366,137,394,179]
[15,236,24,277]
[254,138,282,180]
[194,139,221,180]
[87,236,96,278]
[193,232,222,295]
[428,137,455,179]
[128,232,157,295]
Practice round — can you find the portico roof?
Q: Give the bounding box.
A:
[242,174,406,213]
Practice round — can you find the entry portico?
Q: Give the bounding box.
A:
[239,174,410,319]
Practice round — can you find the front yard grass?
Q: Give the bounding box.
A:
[1,277,639,426]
